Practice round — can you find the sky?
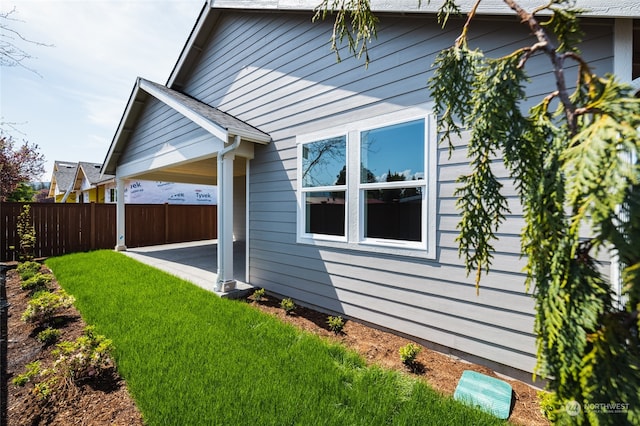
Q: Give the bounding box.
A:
[1,0,204,182]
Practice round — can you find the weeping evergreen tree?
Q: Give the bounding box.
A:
[315,0,640,423]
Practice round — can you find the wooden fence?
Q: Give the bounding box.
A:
[0,202,217,262]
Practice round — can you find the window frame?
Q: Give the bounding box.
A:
[296,106,437,259]
[357,118,428,249]
[298,132,349,243]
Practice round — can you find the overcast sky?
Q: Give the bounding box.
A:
[1,0,204,181]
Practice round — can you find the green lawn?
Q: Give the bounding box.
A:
[46,250,505,426]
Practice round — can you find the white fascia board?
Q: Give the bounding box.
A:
[210,0,640,17]
[116,137,226,179]
[167,2,212,87]
[139,79,229,143]
[228,127,271,144]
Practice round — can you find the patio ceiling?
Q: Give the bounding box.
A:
[126,156,248,185]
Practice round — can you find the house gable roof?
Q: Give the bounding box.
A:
[48,161,78,197]
[101,77,271,177]
[72,162,114,191]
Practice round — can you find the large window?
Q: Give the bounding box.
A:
[297,109,436,258]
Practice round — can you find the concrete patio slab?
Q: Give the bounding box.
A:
[121,239,252,298]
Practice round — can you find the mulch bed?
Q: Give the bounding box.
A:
[6,264,549,425]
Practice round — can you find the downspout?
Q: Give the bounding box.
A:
[215,135,241,292]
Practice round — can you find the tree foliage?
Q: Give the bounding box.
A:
[316,0,640,423]
[0,132,45,201]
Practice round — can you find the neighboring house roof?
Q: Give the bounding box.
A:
[48,161,78,198]
[101,77,271,177]
[72,162,115,192]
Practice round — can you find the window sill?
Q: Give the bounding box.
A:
[296,235,436,260]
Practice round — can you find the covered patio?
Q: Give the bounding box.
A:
[122,239,252,298]
[101,77,271,296]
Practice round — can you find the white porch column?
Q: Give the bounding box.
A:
[216,136,240,292]
[115,177,127,251]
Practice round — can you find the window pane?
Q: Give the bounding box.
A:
[363,188,422,241]
[305,191,345,236]
[361,120,424,184]
[302,136,346,188]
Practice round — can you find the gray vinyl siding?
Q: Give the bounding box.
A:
[180,11,614,373]
[119,97,211,168]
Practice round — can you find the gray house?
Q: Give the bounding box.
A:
[102,0,639,378]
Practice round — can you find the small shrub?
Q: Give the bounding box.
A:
[399,343,421,366]
[20,272,53,292]
[12,326,115,402]
[36,327,61,345]
[327,315,345,335]
[21,289,75,325]
[12,361,41,387]
[53,325,114,382]
[17,204,36,261]
[252,288,265,302]
[33,378,56,401]
[17,261,41,281]
[280,298,296,315]
[538,390,563,423]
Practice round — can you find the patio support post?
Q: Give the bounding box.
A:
[216,136,240,292]
[115,177,127,251]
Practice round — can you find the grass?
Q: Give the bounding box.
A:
[46,250,506,426]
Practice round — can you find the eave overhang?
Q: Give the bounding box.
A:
[101,77,271,178]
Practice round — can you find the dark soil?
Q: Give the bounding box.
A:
[6,265,548,425]
[6,265,144,426]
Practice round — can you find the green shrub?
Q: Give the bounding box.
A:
[12,361,41,387]
[36,327,61,345]
[20,272,53,292]
[17,261,41,281]
[17,205,36,261]
[33,378,56,401]
[327,315,345,335]
[280,298,295,315]
[399,343,421,366]
[21,289,75,325]
[537,390,564,423]
[252,288,265,302]
[53,326,114,382]
[13,326,115,401]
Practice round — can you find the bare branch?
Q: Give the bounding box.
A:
[501,0,580,134]
[0,6,53,77]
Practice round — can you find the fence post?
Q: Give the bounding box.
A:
[164,203,170,244]
[90,202,96,250]
[0,263,14,426]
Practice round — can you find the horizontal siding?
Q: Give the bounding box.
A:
[120,97,212,166]
[180,11,613,374]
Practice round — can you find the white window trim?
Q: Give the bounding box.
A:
[296,105,438,259]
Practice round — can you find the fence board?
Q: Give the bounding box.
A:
[0,202,217,261]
